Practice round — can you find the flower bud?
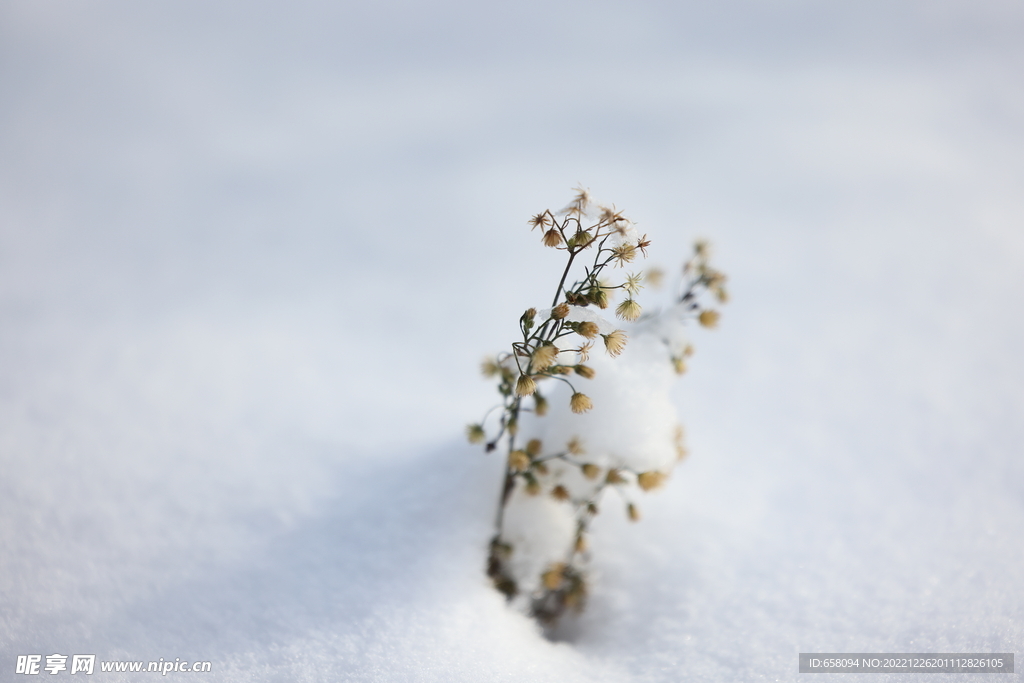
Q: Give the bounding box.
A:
[508,450,530,472]
[637,471,667,491]
[699,309,720,329]
[521,308,537,332]
[603,330,628,356]
[552,485,571,501]
[466,424,486,444]
[616,298,642,322]
[515,375,537,396]
[623,272,643,296]
[565,581,585,608]
[574,364,595,379]
[531,344,559,372]
[542,563,566,590]
[644,267,665,289]
[569,229,593,249]
[551,303,570,319]
[581,464,601,480]
[570,392,593,413]
[533,393,549,417]
[577,322,599,339]
[612,243,636,264]
[627,503,641,522]
[481,358,501,377]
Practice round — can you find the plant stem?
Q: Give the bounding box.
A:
[552,249,578,307]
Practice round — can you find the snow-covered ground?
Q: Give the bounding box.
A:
[2,2,1022,680]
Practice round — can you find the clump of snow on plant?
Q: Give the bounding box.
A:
[500,302,693,601]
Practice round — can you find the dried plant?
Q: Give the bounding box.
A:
[468,188,728,626]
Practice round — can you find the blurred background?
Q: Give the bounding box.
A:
[2,1,1022,680]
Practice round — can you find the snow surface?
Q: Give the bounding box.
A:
[2,1,1023,681]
